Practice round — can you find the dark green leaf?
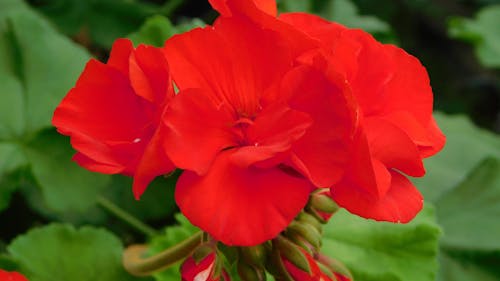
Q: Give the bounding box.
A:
[7,223,149,281]
[31,0,162,48]
[323,206,441,281]
[104,172,177,221]
[23,130,110,214]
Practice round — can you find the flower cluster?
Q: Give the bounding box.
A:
[53,0,444,250]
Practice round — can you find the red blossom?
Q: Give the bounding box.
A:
[277,13,445,222]
[163,14,355,246]
[0,270,29,281]
[52,39,175,198]
[213,1,445,223]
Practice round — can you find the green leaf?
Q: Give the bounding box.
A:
[0,143,26,212]
[128,15,206,47]
[437,157,500,251]
[128,15,177,47]
[104,172,177,221]
[278,0,395,42]
[321,0,391,34]
[30,0,162,48]
[0,1,104,215]
[448,5,500,68]
[148,213,200,281]
[322,206,441,281]
[7,223,149,281]
[23,130,110,214]
[413,113,500,202]
[0,0,91,136]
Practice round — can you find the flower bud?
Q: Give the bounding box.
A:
[307,189,339,223]
[240,244,268,267]
[237,261,266,281]
[274,236,311,274]
[296,212,323,233]
[181,252,230,281]
[286,221,322,250]
[317,254,353,281]
[281,246,323,281]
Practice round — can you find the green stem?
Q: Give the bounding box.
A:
[123,231,203,276]
[96,196,158,238]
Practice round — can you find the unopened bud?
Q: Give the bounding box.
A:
[238,261,266,281]
[275,236,311,274]
[240,244,268,267]
[286,221,322,250]
[317,254,353,280]
[307,189,339,223]
[193,244,213,264]
[296,212,323,233]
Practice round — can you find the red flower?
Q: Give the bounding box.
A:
[163,12,355,245]
[52,39,175,198]
[0,270,28,281]
[278,13,445,222]
[181,253,229,281]
[212,1,445,223]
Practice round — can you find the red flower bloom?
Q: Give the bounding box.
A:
[0,270,28,281]
[213,1,445,223]
[278,13,445,222]
[181,253,229,281]
[163,12,355,245]
[52,39,175,198]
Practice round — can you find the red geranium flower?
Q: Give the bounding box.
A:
[0,270,28,281]
[212,0,445,223]
[278,13,446,222]
[162,10,356,245]
[52,39,175,198]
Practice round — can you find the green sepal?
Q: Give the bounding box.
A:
[238,261,266,281]
[286,221,322,250]
[240,244,268,268]
[275,236,312,274]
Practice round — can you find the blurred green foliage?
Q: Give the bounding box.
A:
[0,0,499,280]
[449,5,500,68]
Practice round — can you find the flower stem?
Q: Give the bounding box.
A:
[123,231,203,276]
[96,196,158,238]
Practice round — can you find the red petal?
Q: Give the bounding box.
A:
[280,66,356,187]
[132,127,175,199]
[107,38,134,76]
[163,89,236,175]
[129,44,173,104]
[332,170,423,223]
[175,151,312,246]
[230,103,313,167]
[164,17,293,116]
[209,0,277,17]
[54,60,149,141]
[364,117,425,177]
